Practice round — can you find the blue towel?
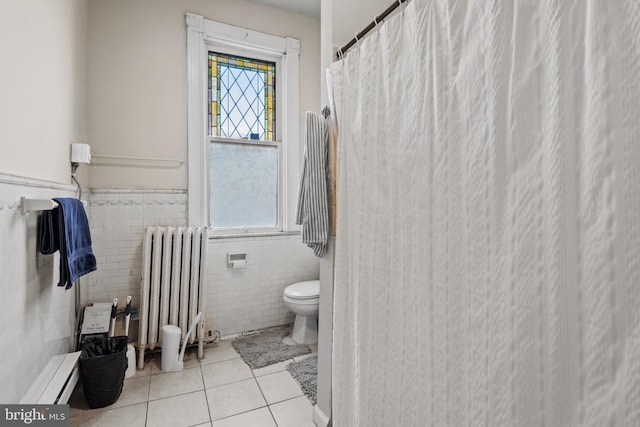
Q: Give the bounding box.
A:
[52,198,97,289]
[37,209,59,255]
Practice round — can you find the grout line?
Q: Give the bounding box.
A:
[253,367,272,403]
[253,374,280,427]
[147,387,206,403]
[145,369,152,427]
[201,375,256,393]
[198,364,213,426]
[271,394,307,406]
[267,404,280,427]
[147,389,206,403]
[251,359,294,377]
[209,404,269,424]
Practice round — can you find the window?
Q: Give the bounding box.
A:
[208,52,278,229]
[186,14,300,235]
[208,52,276,141]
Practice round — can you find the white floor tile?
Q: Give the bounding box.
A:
[146,390,210,427]
[131,362,152,377]
[150,349,201,374]
[269,396,315,427]
[200,341,240,365]
[206,378,266,421]
[211,407,276,427]
[149,366,203,400]
[252,359,293,377]
[109,376,150,409]
[255,371,303,405]
[69,407,84,427]
[75,332,319,427]
[202,358,253,388]
[72,402,147,427]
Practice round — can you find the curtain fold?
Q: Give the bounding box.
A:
[330,0,640,426]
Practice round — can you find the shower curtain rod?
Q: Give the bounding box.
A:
[336,0,409,58]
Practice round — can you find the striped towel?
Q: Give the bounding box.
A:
[296,112,329,257]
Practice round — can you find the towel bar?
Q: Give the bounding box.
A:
[21,197,87,214]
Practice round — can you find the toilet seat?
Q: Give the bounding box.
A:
[284,280,319,300]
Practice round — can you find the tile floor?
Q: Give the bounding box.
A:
[69,339,318,427]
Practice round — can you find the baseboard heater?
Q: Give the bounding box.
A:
[21,352,81,404]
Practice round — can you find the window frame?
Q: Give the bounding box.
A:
[186,13,300,236]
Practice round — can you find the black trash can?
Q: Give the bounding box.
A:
[79,335,128,409]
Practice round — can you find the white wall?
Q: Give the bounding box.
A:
[0,0,88,184]
[87,0,321,189]
[332,0,392,52]
[0,177,78,403]
[0,0,88,403]
[82,190,188,307]
[207,235,319,336]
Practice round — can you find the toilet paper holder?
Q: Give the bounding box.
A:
[227,252,247,269]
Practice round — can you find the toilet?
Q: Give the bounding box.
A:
[283,280,320,344]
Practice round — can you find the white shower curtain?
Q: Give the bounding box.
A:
[330,0,640,426]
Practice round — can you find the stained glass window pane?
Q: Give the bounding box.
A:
[208,52,276,141]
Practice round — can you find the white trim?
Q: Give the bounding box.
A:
[313,404,330,427]
[208,231,300,240]
[0,171,76,192]
[208,136,278,147]
[89,188,186,194]
[187,13,207,226]
[186,13,301,232]
[282,36,300,231]
[202,18,300,57]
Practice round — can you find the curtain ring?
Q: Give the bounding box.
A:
[354,33,359,42]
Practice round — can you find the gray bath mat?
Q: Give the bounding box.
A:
[231,328,311,369]
[287,356,317,404]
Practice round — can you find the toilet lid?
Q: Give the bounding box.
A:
[284,280,319,299]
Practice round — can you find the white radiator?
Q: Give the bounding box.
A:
[138,226,208,369]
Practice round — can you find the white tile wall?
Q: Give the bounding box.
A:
[86,190,320,337]
[0,175,77,403]
[84,190,187,306]
[206,235,320,336]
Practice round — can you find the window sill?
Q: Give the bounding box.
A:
[207,231,301,240]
